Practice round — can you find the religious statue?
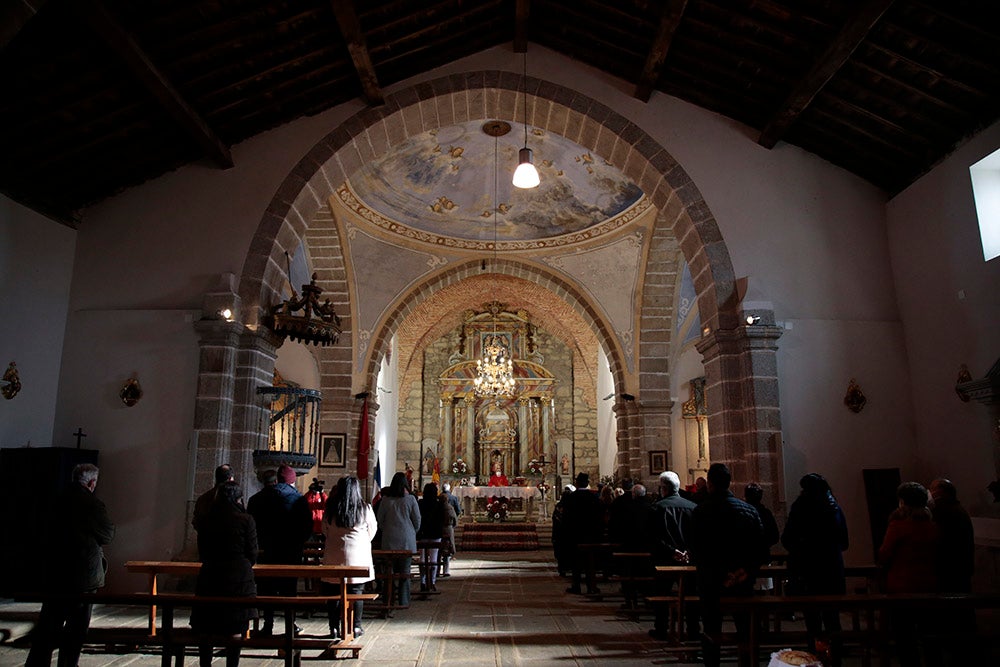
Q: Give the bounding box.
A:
[487,462,509,487]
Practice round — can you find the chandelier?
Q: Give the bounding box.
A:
[474,121,518,399]
[475,331,516,398]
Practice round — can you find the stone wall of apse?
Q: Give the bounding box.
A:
[404,324,591,474]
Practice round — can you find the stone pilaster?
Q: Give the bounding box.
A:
[696,316,783,501]
[232,328,282,490]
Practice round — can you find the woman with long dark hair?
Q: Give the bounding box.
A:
[321,476,377,640]
[375,471,421,606]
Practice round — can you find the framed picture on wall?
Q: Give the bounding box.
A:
[320,433,347,469]
[648,450,668,474]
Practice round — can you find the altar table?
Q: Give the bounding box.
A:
[454,485,537,520]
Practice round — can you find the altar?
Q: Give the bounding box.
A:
[454,485,537,521]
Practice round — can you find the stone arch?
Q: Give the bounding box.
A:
[238,71,738,337]
[363,259,627,401]
[224,69,780,493]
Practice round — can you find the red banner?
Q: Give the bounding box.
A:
[357,394,370,479]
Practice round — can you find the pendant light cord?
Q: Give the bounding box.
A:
[522,51,528,148]
[492,133,499,336]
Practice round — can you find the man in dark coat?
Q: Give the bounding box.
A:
[930,477,976,661]
[27,463,116,667]
[648,470,698,640]
[192,463,235,532]
[192,481,258,666]
[691,463,764,667]
[562,472,603,594]
[246,466,312,636]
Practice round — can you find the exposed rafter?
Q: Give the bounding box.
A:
[0,0,50,51]
[331,0,384,105]
[634,0,689,102]
[758,0,896,149]
[74,0,233,169]
[514,0,529,53]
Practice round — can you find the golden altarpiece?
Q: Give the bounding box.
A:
[437,302,556,482]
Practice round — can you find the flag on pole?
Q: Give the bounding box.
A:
[357,393,370,479]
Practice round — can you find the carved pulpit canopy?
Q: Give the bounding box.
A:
[956,358,1000,405]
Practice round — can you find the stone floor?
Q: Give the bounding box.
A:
[0,550,894,666]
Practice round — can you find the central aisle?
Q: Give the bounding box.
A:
[353,550,682,666]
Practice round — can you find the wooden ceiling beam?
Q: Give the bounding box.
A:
[514,0,529,53]
[0,0,50,51]
[74,0,233,169]
[634,0,689,102]
[758,0,895,149]
[330,0,384,105]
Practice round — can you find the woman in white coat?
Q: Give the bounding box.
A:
[322,476,377,640]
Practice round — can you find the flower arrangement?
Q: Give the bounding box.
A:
[526,459,543,474]
[486,496,509,522]
[451,458,469,474]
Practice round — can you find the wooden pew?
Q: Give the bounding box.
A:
[124,561,369,640]
[609,552,655,613]
[576,542,620,596]
[650,564,881,638]
[719,591,1000,666]
[369,550,418,617]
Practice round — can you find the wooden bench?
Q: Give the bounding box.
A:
[650,563,881,638]
[576,542,620,596]
[369,550,418,617]
[20,591,378,665]
[124,561,370,640]
[608,552,655,613]
[719,591,1000,666]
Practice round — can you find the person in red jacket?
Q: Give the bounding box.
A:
[305,478,329,535]
[878,481,941,667]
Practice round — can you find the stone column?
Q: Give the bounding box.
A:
[187,319,243,556]
[696,314,784,504]
[232,328,282,491]
[464,395,477,477]
[518,397,530,463]
[442,395,453,459]
[612,397,639,482]
[541,397,552,468]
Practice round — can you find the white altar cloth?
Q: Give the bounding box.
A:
[454,486,537,500]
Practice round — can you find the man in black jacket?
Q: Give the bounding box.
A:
[562,472,603,595]
[27,463,116,667]
[648,470,698,640]
[692,463,764,667]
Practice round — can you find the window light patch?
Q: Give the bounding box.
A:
[970,148,1000,261]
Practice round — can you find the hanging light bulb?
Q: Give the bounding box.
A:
[513,147,540,188]
[512,51,539,189]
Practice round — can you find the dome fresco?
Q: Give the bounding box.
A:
[347,120,644,244]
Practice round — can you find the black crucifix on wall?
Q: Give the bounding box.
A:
[73,428,87,449]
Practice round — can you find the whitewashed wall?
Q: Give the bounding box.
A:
[0,196,76,448]
[887,119,1000,517]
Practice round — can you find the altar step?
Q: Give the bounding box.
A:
[457,522,551,552]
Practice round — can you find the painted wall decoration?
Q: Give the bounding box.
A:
[347,120,644,243]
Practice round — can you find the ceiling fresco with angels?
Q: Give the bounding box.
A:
[346,120,645,246]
